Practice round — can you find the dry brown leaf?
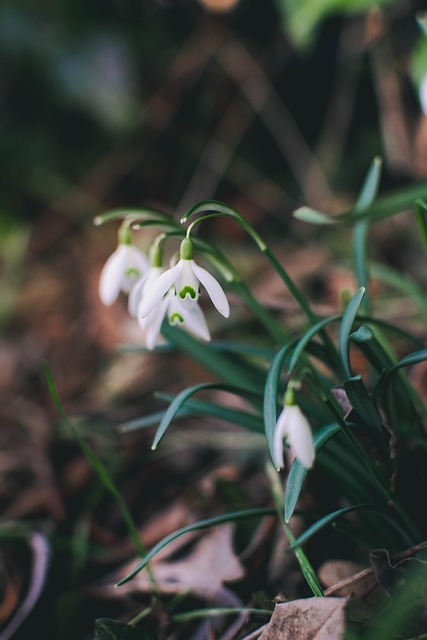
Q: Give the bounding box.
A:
[319,559,374,598]
[259,597,347,640]
[97,523,245,606]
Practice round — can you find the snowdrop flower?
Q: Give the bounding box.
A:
[129,257,212,349]
[139,238,230,319]
[99,226,149,306]
[272,389,315,470]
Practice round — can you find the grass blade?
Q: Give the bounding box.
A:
[284,422,340,522]
[339,287,365,379]
[116,507,276,586]
[151,383,256,449]
[290,503,379,549]
[263,344,294,462]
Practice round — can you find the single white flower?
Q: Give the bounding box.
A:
[272,402,315,470]
[99,243,149,306]
[139,239,230,319]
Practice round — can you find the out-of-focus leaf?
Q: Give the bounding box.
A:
[0,533,51,640]
[388,348,427,372]
[259,596,347,639]
[294,181,427,225]
[415,199,427,255]
[353,157,382,312]
[54,36,139,133]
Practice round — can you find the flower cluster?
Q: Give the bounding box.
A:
[99,229,230,350]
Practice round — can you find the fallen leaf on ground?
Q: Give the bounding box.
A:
[259,597,347,640]
[96,523,245,607]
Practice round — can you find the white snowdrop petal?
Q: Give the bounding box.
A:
[191,261,230,317]
[99,246,128,306]
[175,260,200,303]
[180,302,211,341]
[128,276,147,317]
[286,406,315,469]
[127,246,150,272]
[272,407,289,471]
[139,262,183,317]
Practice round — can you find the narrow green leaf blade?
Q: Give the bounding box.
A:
[152,383,254,449]
[356,157,382,211]
[162,324,265,394]
[293,207,334,224]
[263,344,294,462]
[290,503,379,549]
[288,315,340,374]
[388,348,427,372]
[116,508,276,586]
[344,375,383,432]
[415,199,427,255]
[339,287,365,379]
[284,422,340,522]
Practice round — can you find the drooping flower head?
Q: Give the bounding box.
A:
[272,388,315,470]
[99,224,149,306]
[139,237,230,319]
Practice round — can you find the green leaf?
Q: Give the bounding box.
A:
[263,344,294,463]
[162,324,265,395]
[275,0,397,49]
[294,180,427,225]
[284,422,340,522]
[293,207,333,224]
[116,508,276,586]
[44,362,148,561]
[371,262,427,314]
[388,348,427,372]
[151,383,257,449]
[353,157,382,313]
[93,207,177,228]
[343,375,383,432]
[94,618,154,640]
[339,287,365,378]
[356,157,382,211]
[350,325,394,372]
[290,503,379,549]
[155,393,263,432]
[288,315,340,374]
[415,199,427,255]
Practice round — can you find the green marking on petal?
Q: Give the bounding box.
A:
[179,285,196,299]
[170,312,184,324]
[126,267,141,277]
